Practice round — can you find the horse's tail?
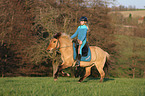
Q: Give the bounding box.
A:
[106,52,110,60]
[104,52,110,77]
[104,52,110,68]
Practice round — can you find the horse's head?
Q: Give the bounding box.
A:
[46,32,61,52]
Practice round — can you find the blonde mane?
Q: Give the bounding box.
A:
[61,33,71,40]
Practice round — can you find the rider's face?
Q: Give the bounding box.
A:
[80,21,85,25]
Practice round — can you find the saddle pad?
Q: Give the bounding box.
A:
[73,43,91,62]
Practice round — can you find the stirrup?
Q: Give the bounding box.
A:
[75,60,80,66]
[75,62,80,70]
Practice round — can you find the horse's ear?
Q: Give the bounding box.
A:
[53,32,62,39]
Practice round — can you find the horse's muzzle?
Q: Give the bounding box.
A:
[47,49,53,53]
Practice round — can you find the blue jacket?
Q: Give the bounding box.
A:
[71,25,88,42]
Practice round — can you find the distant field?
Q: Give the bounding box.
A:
[111,10,145,18]
[0,77,145,96]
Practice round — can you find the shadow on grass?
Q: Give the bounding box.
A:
[57,77,114,83]
[104,78,115,82]
[83,77,115,83]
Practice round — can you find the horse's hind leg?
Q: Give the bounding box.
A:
[98,68,105,82]
[95,62,105,82]
[95,58,106,82]
[79,66,92,82]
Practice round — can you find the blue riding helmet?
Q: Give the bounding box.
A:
[79,16,88,21]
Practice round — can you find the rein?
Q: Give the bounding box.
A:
[55,39,71,52]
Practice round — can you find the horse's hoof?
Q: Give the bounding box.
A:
[66,73,70,77]
[78,81,81,83]
[99,79,103,83]
[78,79,82,83]
[54,79,57,81]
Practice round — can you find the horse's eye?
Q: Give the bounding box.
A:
[53,41,56,43]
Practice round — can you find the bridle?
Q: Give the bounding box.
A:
[54,38,71,52]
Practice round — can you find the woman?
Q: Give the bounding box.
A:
[71,16,89,66]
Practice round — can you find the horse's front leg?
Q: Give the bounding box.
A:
[54,64,70,81]
[60,71,70,77]
[54,65,62,81]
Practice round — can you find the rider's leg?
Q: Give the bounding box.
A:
[76,40,86,66]
[79,40,86,55]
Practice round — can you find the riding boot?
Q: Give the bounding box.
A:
[76,54,81,66]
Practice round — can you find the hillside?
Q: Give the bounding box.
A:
[112,34,145,78]
[110,10,145,18]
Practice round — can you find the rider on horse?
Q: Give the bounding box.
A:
[71,16,89,66]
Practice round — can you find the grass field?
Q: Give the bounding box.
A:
[0,77,145,96]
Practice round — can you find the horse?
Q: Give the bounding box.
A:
[47,32,110,82]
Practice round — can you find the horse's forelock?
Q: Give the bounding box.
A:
[53,32,71,40]
[53,32,62,39]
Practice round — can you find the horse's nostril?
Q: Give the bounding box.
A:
[47,49,53,53]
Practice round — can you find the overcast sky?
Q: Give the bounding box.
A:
[114,0,145,9]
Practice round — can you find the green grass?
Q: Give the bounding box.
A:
[115,35,145,64]
[113,35,145,77]
[0,77,145,96]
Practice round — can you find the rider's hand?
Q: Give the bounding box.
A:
[79,41,82,44]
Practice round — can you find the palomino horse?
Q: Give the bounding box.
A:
[47,32,110,82]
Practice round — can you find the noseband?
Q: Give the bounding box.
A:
[55,39,60,50]
[54,39,71,52]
